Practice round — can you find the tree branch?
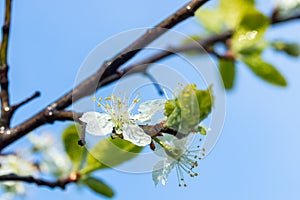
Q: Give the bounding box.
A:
[0,173,79,189]
[0,0,210,151]
[119,12,300,77]
[0,0,12,128]
[271,9,300,24]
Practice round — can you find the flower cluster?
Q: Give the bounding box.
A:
[0,132,72,200]
[28,133,72,178]
[0,155,38,199]
[80,84,213,186]
[80,94,166,146]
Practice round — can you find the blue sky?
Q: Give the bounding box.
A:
[1,0,300,199]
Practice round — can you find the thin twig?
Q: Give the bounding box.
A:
[0,173,79,189]
[11,91,41,112]
[0,0,12,128]
[142,72,164,95]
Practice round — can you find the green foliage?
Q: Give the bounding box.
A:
[80,137,143,174]
[62,125,86,171]
[196,9,224,33]
[164,84,213,134]
[82,176,114,198]
[196,0,255,33]
[219,59,236,90]
[242,55,287,86]
[232,10,269,55]
[271,41,300,57]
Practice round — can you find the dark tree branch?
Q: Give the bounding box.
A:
[50,110,82,123]
[0,0,12,128]
[0,0,210,150]
[120,30,234,76]
[0,173,79,189]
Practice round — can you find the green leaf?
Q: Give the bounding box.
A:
[196,0,255,32]
[196,85,214,121]
[62,125,86,170]
[242,55,287,86]
[82,176,114,198]
[219,59,236,90]
[271,41,300,57]
[219,0,255,28]
[195,9,223,33]
[232,10,270,54]
[80,137,143,174]
[164,85,213,134]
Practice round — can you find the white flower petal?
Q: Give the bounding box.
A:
[122,124,151,146]
[152,158,175,186]
[79,112,113,136]
[135,99,166,122]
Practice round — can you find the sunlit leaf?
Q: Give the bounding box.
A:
[195,9,223,33]
[219,0,255,28]
[82,176,114,198]
[62,125,86,170]
[271,41,300,57]
[80,137,143,174]
[232,10,270,54]
[242,55,287,86]
[219,59,236,90]
[196,0,255,32]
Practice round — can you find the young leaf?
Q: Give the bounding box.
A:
[219,59,236,90]
[219,0,255,28]
[80,137,143,174]
[164,85,213,134]
[271,41,300,57]
[82,176,114,198]
[242,55,287,86]
[232,10,270,54]
[196,0,255,32]
[62,125,86,170]
[195,9,223,33]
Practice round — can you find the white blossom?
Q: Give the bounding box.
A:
[275,0,300,17]
[152,135,206,187]
[28,133,72,177]
[276,0,300,10]
[80,94,166,146]
[0,155,38,199]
